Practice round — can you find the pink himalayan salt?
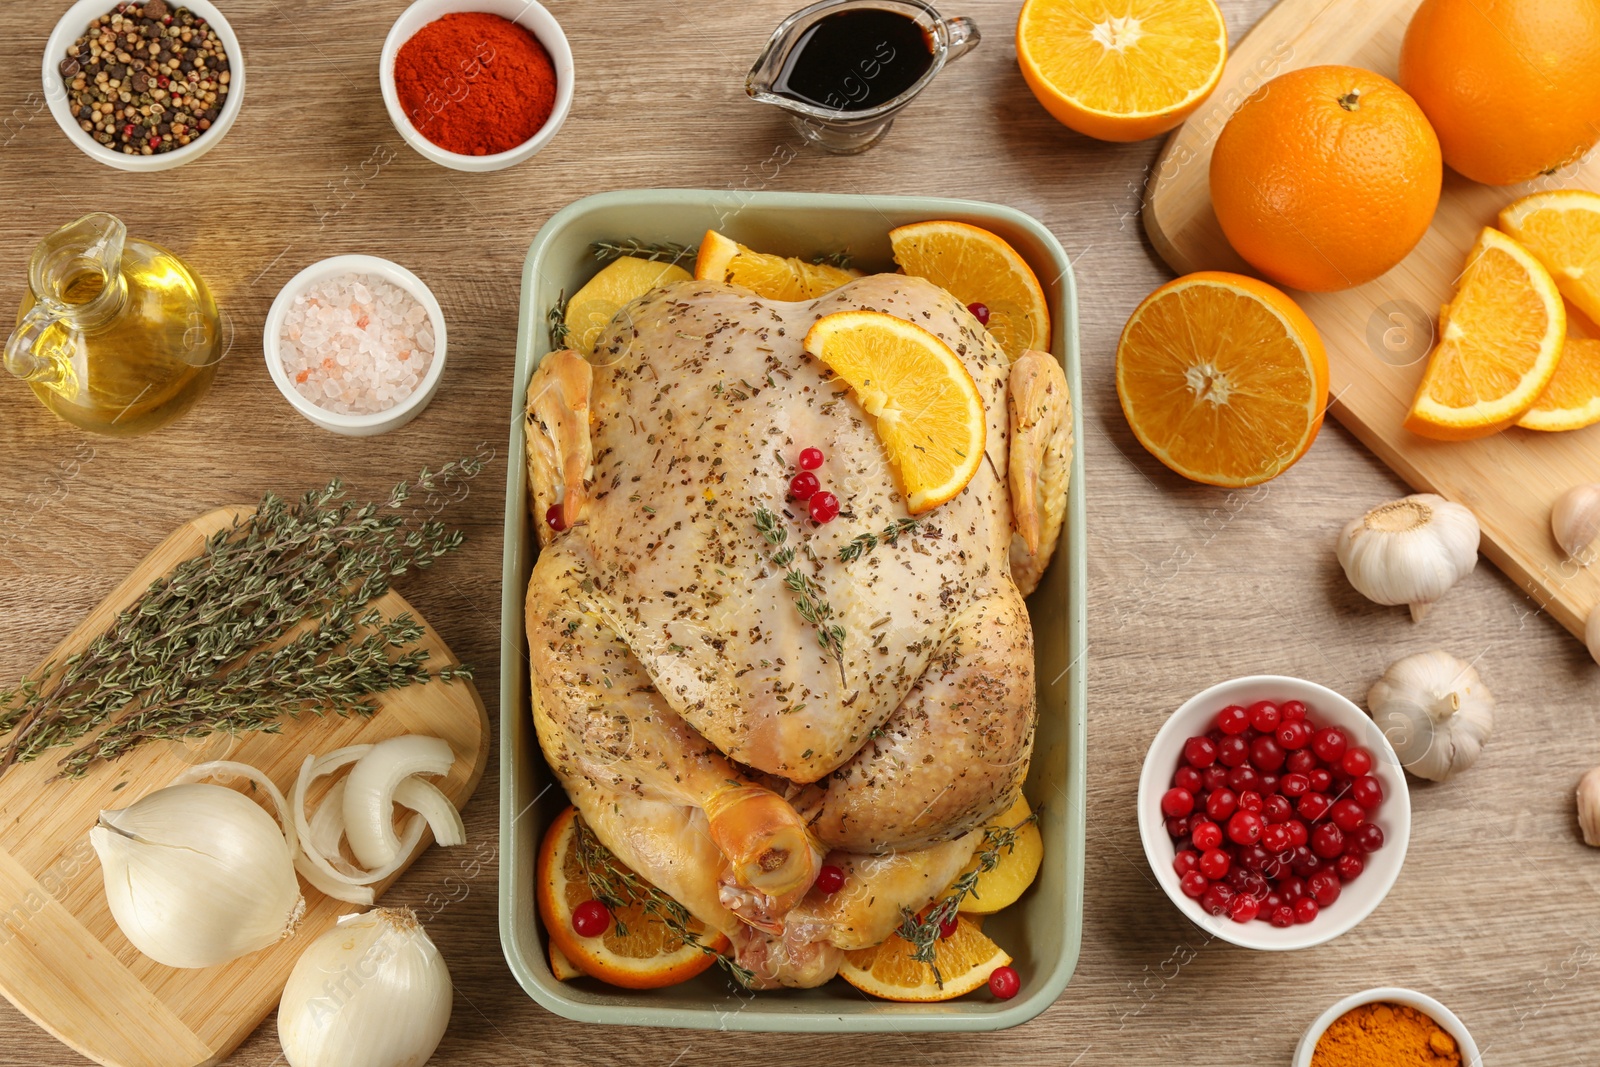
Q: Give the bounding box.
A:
[279,271,435,416]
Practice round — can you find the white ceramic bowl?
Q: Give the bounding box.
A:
[379,0,574,173]
[263,255,447,437]
[43,0,245,172]
[1294,988,1481,1066]
[1137,675,1411,950]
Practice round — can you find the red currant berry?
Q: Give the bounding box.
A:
[1161,788,1195,818]
[1270,904,1296,927]
[1290,846,1323,878]
[1248,735,1286,773]
[815,864,846,894]
[1183,736,1218,768]
[1307,769,1333,794]
[1228,765,1264,793]
[1258,772,1281,794]
[798,447,825,470]
[1202,765,1230,790]
[1280,700,1307,721]
[1228,893,1261,923]
[1247,701,1281,732]
[1281,772,1311,798]
[1260,823,1292,853]
[1199,848,1231,879]
[1216,736,1250,768]
[1353,822,1385,854]
[1237,790,1264,814]
[967,302,992,327]
[1191,820,1223,851]
[545,504,568,531]
[988,964,1020,1000]
[1263,794,1294,824]
[1216,704,1252,734]
[1201,883,1235,916]
[1165,816,1191,838]
[939,914,959,939]
[1298,792,1332,822]
[1341,747,1374,777]
[1227,810,1264,846]
[789,471,820,499]
[1312,727,1348,764]
[1309,870,1342,907]
[1311,822,1345,859]
[1351,775,1384,811]
[1336,853,1365,881]
[1173,850,1200,876]
[1180,870,1210,898]
[1173,766,1203,793]
[809,491,840,523]
[572,899,611,937]
[1294,897,1320,924]
[1277,720,1313,750]
[1330,799,1366,833]
[1205,789,1238,821]
[1286,748,1317,774]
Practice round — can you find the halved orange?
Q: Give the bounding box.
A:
[694,230,859,300]
[888,220,1051,361]
[803,311,987,513]
[1499,190,1600,327]
[1405,228,1567,441]
[838,915,1011,1001]
[536,806,727,989]
[1518,339,1600,432]
[1016,0,1229,142]
[1116,272,1329,486]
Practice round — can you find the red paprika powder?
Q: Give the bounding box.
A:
[394,12,558,157]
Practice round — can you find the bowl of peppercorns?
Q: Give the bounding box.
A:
[1137,675,1412,951]
[43,0,243,171]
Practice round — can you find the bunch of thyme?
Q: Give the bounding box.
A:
[754,506,845,667]
[572,813,753,986]
[836,518,923,563]
[0,460,481,779]
[895,809,1042,986]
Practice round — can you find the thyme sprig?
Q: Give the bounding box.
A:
[592,239,699,267]
[0,461,481,779]
[811,250,854,269]
[837,518,923,563]
[572,813,753,986]
[547,288,570,350]
[895,809,1042,986]
[754,506,845,667]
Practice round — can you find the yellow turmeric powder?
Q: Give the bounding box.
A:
[1312,1002,1462,1067]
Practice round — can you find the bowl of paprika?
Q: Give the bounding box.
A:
[380,0,573,173]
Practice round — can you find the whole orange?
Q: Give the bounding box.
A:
[1209,65,1443,293]
[1400,0,1600,186]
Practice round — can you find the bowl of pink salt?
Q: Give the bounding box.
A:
[264,254,447,436]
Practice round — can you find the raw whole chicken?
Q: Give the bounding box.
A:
[525,272,1070,986]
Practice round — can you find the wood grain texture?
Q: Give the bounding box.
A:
[0,0,1596,1064]
[0,507,489,1066]
[1144,0,1600,643]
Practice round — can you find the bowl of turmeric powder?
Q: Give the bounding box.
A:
[1294,987,1480,1067]
[379,0,573,172]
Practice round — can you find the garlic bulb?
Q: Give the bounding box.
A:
[1337,494,1479,621]
[278,908,452,1067]
[1553,484,1600,565]
[1578,767,1600,846]
[90,779,304,968]
[1367,650,1493,781]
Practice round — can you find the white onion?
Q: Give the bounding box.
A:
[342,735,455,869]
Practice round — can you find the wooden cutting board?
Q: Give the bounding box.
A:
[0,507,489,1067]
[1143,0,1600,642]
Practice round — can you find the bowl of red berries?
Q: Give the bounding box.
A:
[1137,675,1411,950]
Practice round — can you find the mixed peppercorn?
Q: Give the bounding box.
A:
[59,1,230,156]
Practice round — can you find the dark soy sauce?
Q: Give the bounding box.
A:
[774,8,934,111]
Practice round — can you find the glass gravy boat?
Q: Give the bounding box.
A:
[746,0,980,154]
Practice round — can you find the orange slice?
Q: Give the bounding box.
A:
[1016,0,1229,142]
[952,795,1044,916]
[838,915,1011,1002]
[1116,271,1329,486]
[1518,339,1600,432]
[564,256,691,356]
[888,220,1051,361]
[536,806,727,989]
[803,310,986,513]
[1499,189,1600,327]
[549,942,584,981]
[694,230,859,300]
[1405,228,1567,441]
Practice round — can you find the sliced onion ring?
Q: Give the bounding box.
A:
[393,776,466,848]
[290,745,432,905]
[343,735,455,869]
[172,759,298,858]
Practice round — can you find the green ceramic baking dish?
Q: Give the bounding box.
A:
[498,189,1086,1031]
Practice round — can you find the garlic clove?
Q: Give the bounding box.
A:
[1336,494,1479,622]
[1587,603,1600,668]
[1553,484,1600,566]
[1579,766,1600,847]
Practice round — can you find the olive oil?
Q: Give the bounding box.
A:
[773,8,934,111]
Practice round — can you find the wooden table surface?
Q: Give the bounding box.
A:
[1,0,1595,1063]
